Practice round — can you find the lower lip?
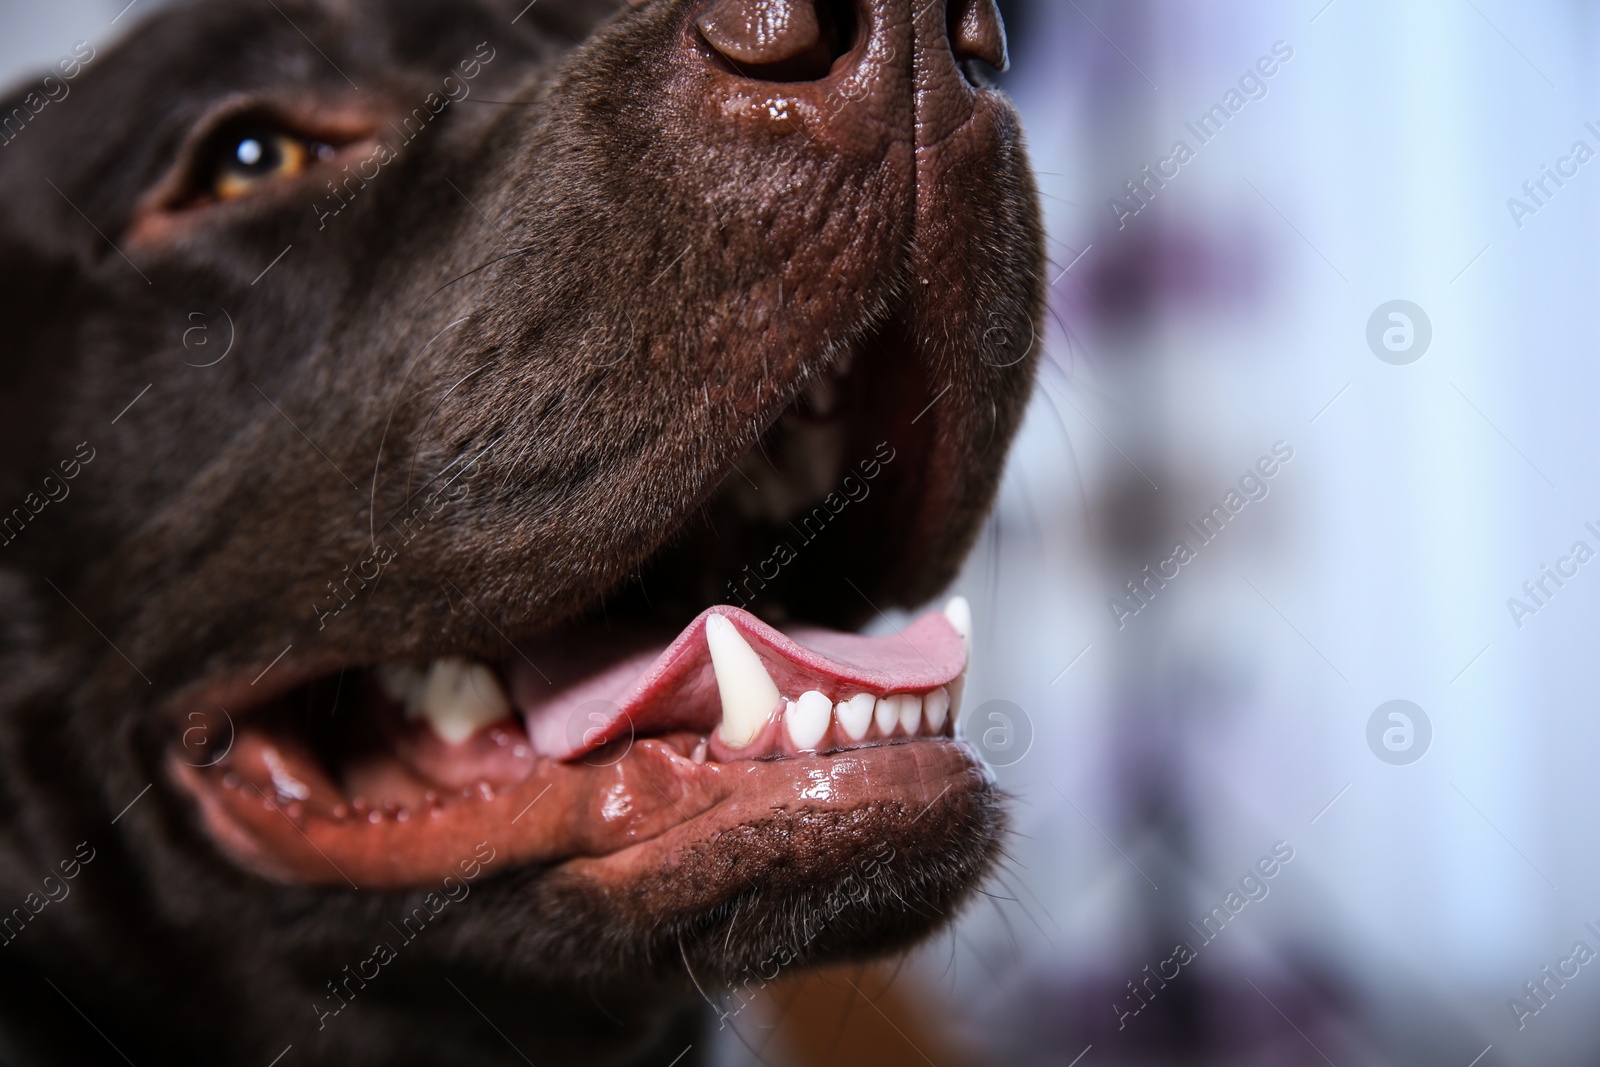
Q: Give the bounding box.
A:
[172,736,987,887]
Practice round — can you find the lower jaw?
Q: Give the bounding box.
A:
[172,736,987,887]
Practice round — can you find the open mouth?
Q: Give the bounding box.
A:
[170,312,994,889]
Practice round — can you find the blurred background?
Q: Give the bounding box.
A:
[5,0,1597,1064]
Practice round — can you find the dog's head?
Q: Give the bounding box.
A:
[0,0,1041,1061]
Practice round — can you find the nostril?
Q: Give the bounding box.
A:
[696,0,858,83]
[948,0,1009,79]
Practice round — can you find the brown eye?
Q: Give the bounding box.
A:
[211,129,321,201]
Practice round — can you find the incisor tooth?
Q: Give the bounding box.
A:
[706,613,781,748]
[924,687,951,732]
[789,691,832,750]
[410,659,510,745]
[837,693,875,741]
[897,693,922,735]
[874,696,898,736]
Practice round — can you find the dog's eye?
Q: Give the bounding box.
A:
[210,129,328,201]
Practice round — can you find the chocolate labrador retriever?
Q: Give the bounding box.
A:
[0,0,1042,1062]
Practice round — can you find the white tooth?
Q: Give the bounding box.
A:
[944,595,972,653]
[837,693,875,741]
[924,687,951,732]
[942,598,970,725]
[706,613,781,748]
[874,696,899,736]
[898,693,922,735]
[410,659,511,745]
[789,691,832,750]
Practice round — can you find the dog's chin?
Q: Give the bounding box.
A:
[164,306,1005,955]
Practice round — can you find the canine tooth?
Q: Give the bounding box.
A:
[707,613,781,748]
[942,598,970,725]
[944,595,972,652]
[898,693,922,735]
[837,693,875,741]
[924,687,951,732]
[789,691,832,750]
[410,659,511,744]
[874,696,898,736]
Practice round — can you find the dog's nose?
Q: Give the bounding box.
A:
[694,0,1007,83]
[694,0,835,80]
[948,0,1008,71]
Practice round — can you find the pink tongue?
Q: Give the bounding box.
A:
[508,606,966,761]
